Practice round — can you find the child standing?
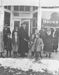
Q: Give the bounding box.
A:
[34,33,44,61]
[6,33,12,57]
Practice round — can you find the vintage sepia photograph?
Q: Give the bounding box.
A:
[0,0,59,75]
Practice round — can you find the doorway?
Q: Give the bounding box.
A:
[4,12,10,27]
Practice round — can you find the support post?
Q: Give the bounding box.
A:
[37,0,41,31]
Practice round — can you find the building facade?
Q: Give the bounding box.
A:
[0,0,41,37]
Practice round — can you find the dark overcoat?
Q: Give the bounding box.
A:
[6,37,12,51]
[3,28,11,49]
[18,27,29,55]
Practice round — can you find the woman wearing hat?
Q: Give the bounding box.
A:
[44,28,53,58]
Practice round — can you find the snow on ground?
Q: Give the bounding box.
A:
[0,58,59,75]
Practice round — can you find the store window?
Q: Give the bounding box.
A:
[33,6,38,11]
[8,6,11,10]
[25,6,30,11]
[20,6,24,11]
[14,6,19,11]
[4,6,7,9]
[13,6,31,12]
[4,6,11,10]
[13,13,19,16]
[33,12,37,18]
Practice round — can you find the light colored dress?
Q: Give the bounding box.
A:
[12,31,18,52]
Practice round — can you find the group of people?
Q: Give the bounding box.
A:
[29,28,58,60]
[3,23,29,57]
[0,23,58,60]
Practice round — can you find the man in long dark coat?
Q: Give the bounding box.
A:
[18,23,29,57]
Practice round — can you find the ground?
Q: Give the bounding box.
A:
[0,67,53,75]
[0,52,59,75]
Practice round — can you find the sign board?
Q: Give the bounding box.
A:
[42,19,59,28]
[41,10,59,28]
[41,0,59,7]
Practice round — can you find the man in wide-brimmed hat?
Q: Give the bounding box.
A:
[18,22,29,57]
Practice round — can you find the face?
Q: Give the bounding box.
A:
[47,30,51,35]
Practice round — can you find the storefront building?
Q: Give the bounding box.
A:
[0,0,41,37]
[0,0,59,35]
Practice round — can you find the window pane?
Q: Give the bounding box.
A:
[20,6,24,11]
[8,6,11,10]
[33,12,37,18]
[4,6,11,10]
[4,6,8,9]
[25,6,30,11]
[13,13,19,16]
[33,6,38,11]
[14,6,19,11]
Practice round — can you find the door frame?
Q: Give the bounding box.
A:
[13,19,21,29]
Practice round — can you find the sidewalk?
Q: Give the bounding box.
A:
[51,51,59,60]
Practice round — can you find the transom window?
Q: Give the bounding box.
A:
[14,6,19,11]
[20,6,24,11]
[4,6,11,10]
[25,6,30,11]
[14,6,31,12]
[33,6,38,11]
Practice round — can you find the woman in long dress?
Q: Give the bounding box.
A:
[12,27,19,57]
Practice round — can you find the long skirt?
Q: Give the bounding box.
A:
[12,43,18,52]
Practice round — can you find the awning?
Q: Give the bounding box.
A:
[0,0,59,7]
[0,0,39,6]
[41,0,59,7]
